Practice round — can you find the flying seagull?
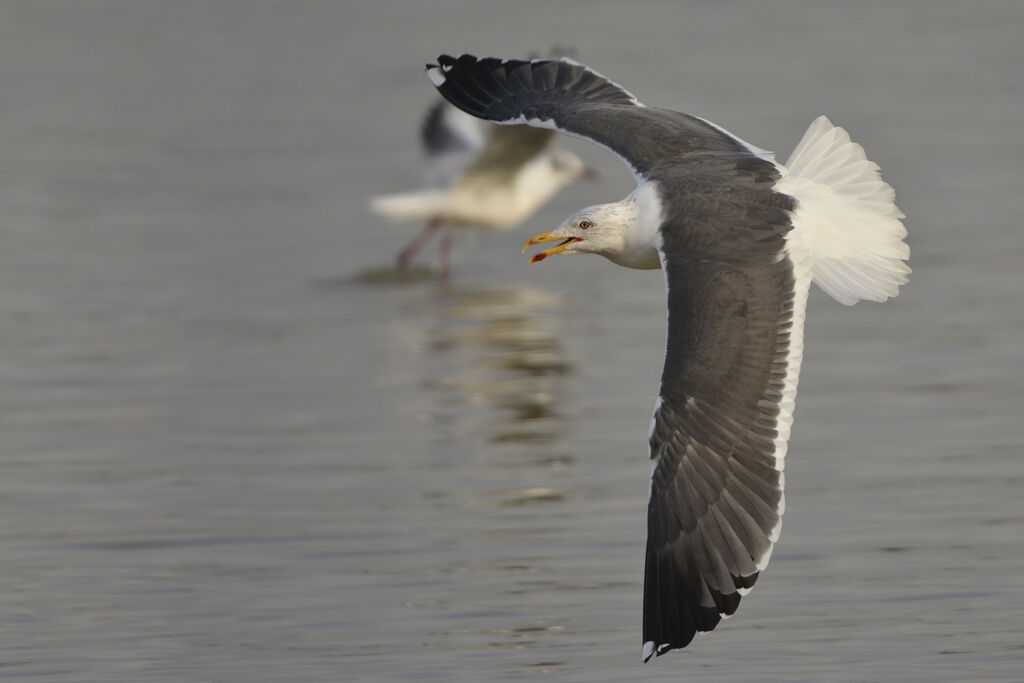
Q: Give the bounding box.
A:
[426,54,910,660]
[370,98,594,278]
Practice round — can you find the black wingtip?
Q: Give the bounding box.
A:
[425,53,640,115]
[425,54,462,78]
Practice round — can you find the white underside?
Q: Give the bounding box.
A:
[369,185,548,230]
[369,189,449,224]
[757,225,813,568]
[370,152,582,230]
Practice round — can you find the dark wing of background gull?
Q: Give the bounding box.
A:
[428,54,797,658]
[418,100,485,188]
[421,100,480,157]
[421,99,556,190]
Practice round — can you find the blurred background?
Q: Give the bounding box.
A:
[0,1,1021,681]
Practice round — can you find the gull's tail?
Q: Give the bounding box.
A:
[778,115,910,305]
[369,189,447,223]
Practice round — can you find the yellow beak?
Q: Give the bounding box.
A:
[522,231,582,263]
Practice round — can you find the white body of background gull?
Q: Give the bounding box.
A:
[370,99,592,276]
[427,54,910,661]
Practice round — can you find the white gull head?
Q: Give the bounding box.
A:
[523,183,663,269]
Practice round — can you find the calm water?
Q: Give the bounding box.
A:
[0,2,1022,681]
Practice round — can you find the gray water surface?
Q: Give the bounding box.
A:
[0,2,1022,681]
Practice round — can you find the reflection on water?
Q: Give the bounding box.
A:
[419,285,576,507]
[349,264,436,286]
[348,280,593,666]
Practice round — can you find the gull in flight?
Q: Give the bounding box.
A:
[427,53,909,660]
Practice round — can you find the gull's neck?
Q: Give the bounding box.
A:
[606,183,663,270]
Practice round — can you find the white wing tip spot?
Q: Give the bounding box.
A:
[642,641,673,660]
[755,542,776,571]
[426,66,446,87]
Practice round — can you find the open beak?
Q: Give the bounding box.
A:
[522,231,582,263]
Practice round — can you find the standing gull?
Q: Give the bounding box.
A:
[427,54,910,660]
[370,99,593,277]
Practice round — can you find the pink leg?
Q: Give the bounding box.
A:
[438,228,454,283]
[396,217,443,270]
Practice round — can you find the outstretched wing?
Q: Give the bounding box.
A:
[644,180,803,658]
[426,53,767,181]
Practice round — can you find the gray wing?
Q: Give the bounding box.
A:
[644,166,797,658]
[427,54,763,180]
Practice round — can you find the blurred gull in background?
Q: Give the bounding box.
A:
[370,99,594,279]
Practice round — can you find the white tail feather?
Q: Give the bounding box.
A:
[369,190,448,223]
[777,115,910,305]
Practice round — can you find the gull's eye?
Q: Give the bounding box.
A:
[578,220,592,230]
